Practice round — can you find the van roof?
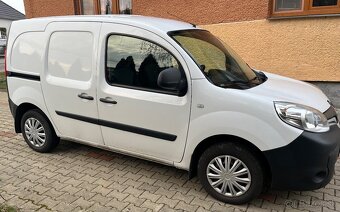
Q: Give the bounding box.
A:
[11,15,197,34]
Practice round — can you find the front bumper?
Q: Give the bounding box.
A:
[263,125,340,190]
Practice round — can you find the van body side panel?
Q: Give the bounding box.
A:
[97,23,192,163]
[6,28,59,135]
[41,22,104,145]
[10,32,45,76]
[175,79,303,170]
[7,79,55,130]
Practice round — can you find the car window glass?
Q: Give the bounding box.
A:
[48,31,93,82]
[106,35,181,91]
[171,30,258,88]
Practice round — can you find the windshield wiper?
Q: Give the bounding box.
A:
[252,70,267,82]
[229,80,250,84]
[219,81,250,88]
[249,76,260,82]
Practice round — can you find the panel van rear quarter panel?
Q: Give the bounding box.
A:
[7,21,60,136]
[7,78,60,135]
[175,79,303,170]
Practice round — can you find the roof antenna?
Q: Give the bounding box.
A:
[166,11,197,28]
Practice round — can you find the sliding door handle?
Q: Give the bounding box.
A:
[78,93,94,101]
[100,97,117,104]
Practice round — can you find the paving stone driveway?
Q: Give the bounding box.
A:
[0,92,339,212]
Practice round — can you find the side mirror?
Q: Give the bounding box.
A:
[157,68,187,93]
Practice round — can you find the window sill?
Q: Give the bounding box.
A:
[268,13,340,20]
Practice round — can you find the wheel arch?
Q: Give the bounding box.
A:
[14,103,55,135]
[189,134,272,187]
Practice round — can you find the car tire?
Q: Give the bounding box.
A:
[197,142,264,204]
[21,109,59,153]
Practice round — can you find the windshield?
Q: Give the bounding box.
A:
[170,30,264,89]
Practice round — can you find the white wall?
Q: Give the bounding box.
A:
[0,19,13,37]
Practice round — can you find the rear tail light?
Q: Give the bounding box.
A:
[4,48,7,77]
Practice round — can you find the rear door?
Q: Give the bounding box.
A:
[97,23,192,163]
[41,22,104,145]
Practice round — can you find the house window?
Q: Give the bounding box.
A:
[74,0,132,15]
[312,0,338,6]
[275,0,303,11]
[100,0,112,14]
[272,0,340,17]
[80,0,97,15]
[119,0,132,14]
[0,28,6,38]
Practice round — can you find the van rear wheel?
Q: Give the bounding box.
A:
[21,109,59,153]
[197,142,264,204]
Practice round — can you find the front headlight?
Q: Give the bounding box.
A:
[274,102,329,132]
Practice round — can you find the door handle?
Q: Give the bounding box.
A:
[100,97,117,104]
[78,93,94,101]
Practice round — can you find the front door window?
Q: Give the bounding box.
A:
[106,34,182,93]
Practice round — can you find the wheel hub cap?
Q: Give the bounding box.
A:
[206,155,251,197]
[24,118,46,147]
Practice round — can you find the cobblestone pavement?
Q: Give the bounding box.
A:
[0,92,339,212]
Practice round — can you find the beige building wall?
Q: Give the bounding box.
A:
[133,0,270,25]
[203,17,340,82]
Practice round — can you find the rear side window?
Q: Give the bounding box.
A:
[48,31,93,81]
[106,35,181,91]
[11,32,44,74]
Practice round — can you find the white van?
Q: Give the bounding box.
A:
[5,15,340,204]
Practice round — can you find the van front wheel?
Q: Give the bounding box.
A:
[21,109,59,153]
[197,142,264,204]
